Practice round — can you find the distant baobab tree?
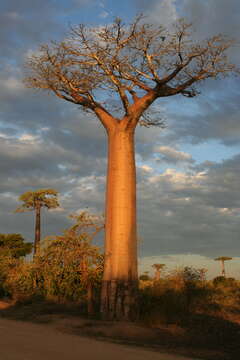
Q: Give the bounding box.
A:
[152,263,165,281]
[214,256,233,277]
[16,189,59,255]
[24,15,238,320]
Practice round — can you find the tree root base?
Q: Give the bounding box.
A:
[100,280,138,321]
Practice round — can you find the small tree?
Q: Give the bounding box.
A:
[0,234,32,298]
[152,263,165,281]
[40,211,104,313]
[68,211,104,314]
[24,16,238,319]
[214,256,232,277]
[16,189,59,255]
[0,233,32,259]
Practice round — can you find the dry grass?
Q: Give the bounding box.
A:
[1,261,240,359]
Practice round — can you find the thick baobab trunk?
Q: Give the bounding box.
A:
[34,204,41,255]
[100,125,138,320]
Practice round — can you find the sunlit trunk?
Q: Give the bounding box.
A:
[100,124,138,320]
[34,204,41,255]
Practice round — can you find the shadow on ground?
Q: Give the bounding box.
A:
[0,300,240,360]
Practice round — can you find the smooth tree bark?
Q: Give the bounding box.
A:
[98,93,157,319]
[101,123,138,319]
[24,16,238,319]
[34,202,41,255]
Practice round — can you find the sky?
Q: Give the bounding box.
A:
[0,0,240,279]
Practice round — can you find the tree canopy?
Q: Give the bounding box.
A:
[152,263,166,270]
[214,257,233,262]
[25,16,238,127]
[0,233,32,258]
[16,189,59,212]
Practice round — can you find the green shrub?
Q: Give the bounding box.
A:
[0,233,32,259]
[4,260,43,302]
[0,255,18,298]
[1,212,104,308]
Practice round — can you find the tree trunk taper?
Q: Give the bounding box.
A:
[100,125,138,320]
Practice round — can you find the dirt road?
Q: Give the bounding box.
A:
[0,318,201,360]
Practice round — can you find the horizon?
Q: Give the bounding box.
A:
[0,0,240,280]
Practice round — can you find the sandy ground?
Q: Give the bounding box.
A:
[0,317,201,360]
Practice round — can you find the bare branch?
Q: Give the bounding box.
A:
[24,17,238,128]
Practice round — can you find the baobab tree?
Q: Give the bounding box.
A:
[16,189,59,255]
[24,16,238,319]
[152,263,165,281]
[214,256,233,277]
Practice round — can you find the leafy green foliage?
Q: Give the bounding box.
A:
[0,233,32,258]
[37,227,103,303]
[0,256,16,297]
[3,260,41,301]
[16,189,59,212]
[1,212,103,308]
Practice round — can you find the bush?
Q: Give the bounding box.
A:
[0,255,18,298]
[4,260,43,302]
[138,266,240,326]
[0,212,104,309]
[213,276,237,287]
[0,233,32,258]
[139,281,189,325]
[37,231,103,304]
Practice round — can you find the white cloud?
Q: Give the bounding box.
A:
[19,133,40,143]
[148,168,203,189]
[144,0,178,26]
[155,145,193,163]
[3,76,24,92]
[0,132,9,139]
[99,10,109,19]
[139,164,153,173]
